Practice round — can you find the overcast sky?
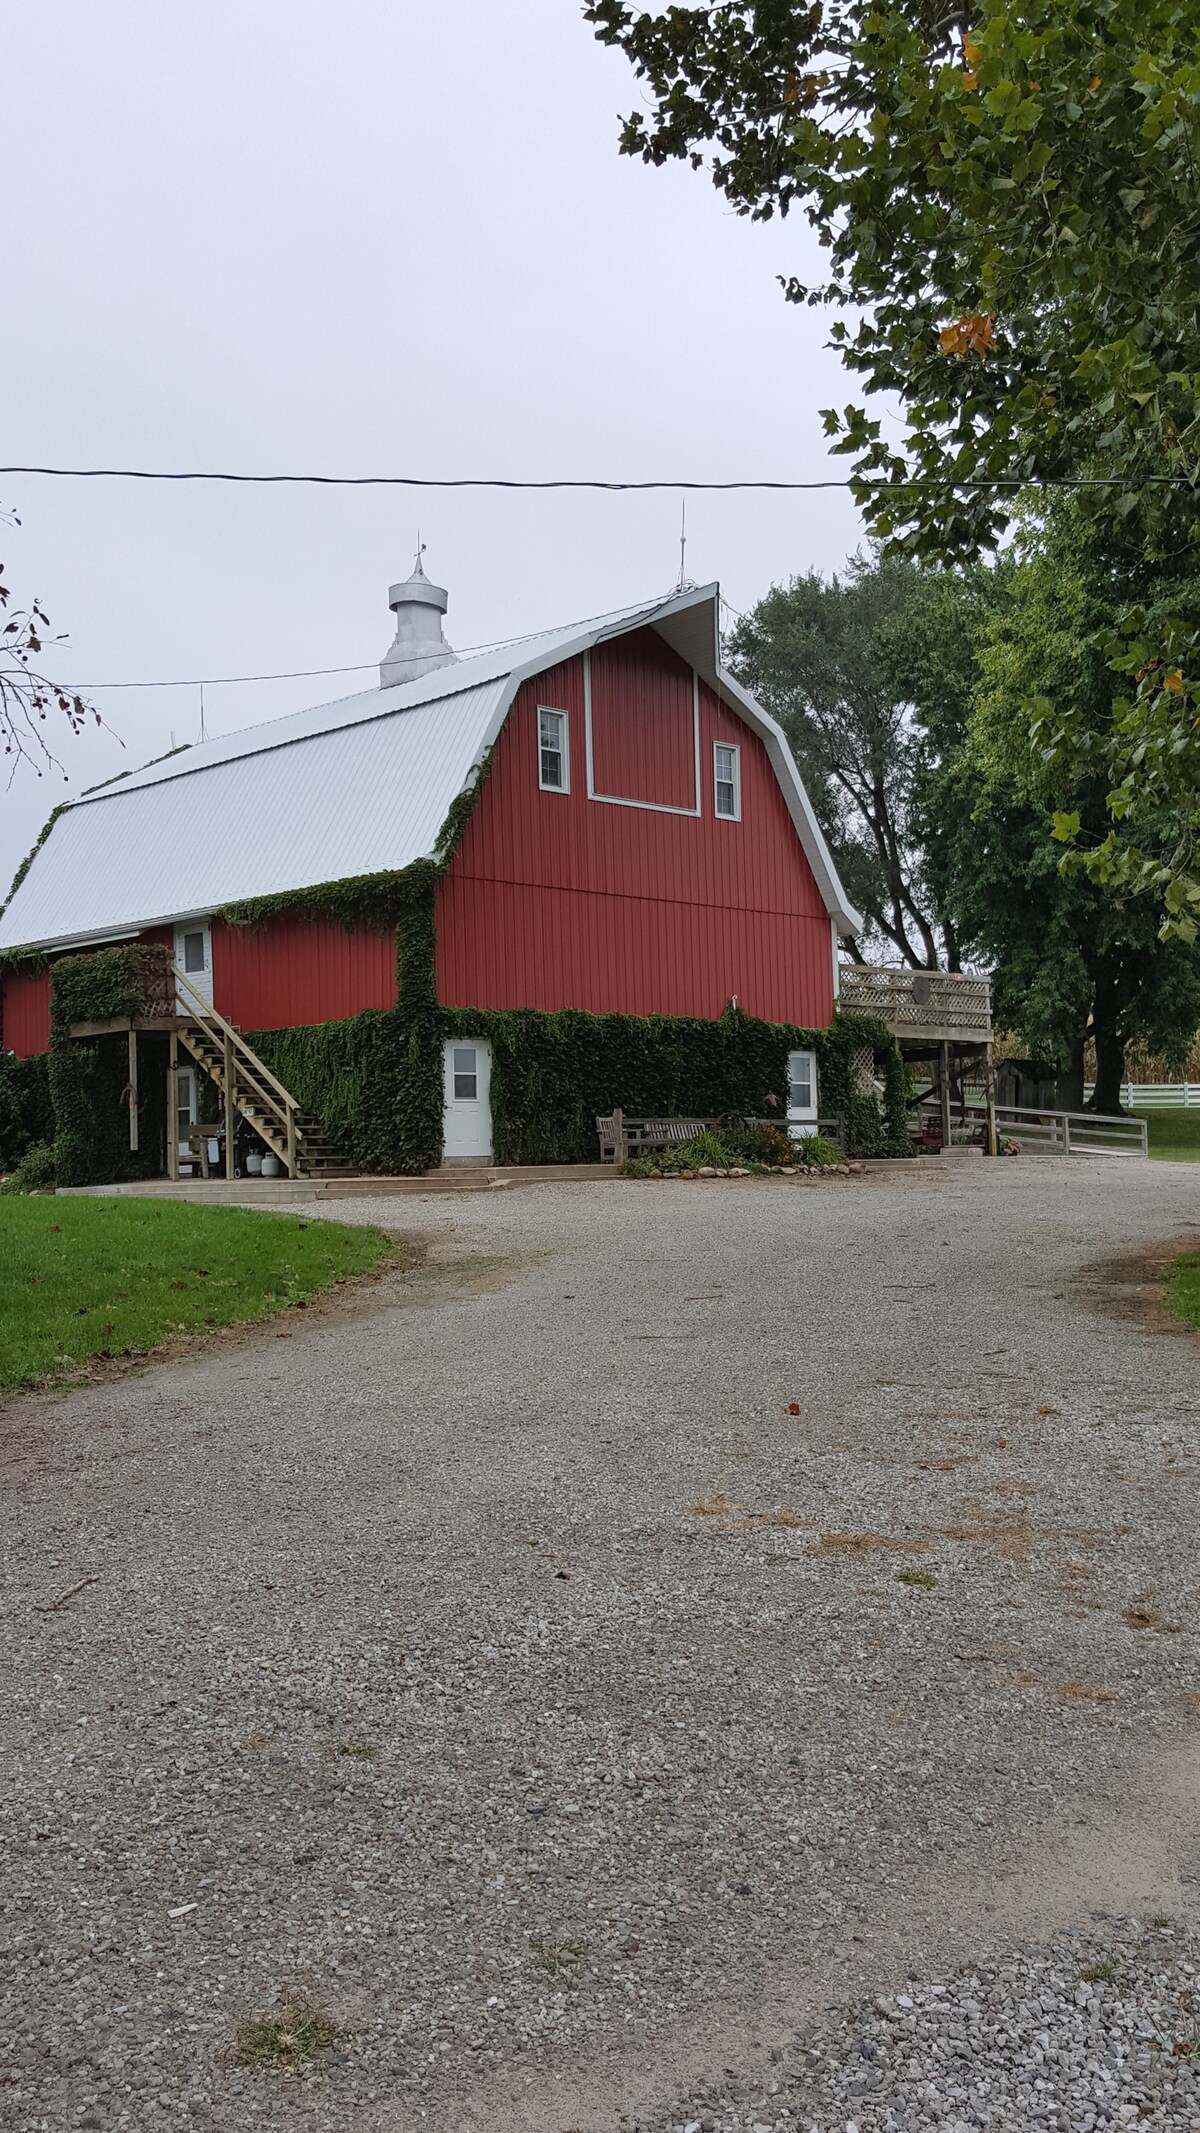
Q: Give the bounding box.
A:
[1,0,865,888]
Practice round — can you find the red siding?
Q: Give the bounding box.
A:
[1,967,51,1056]
[588,631,697,811]
[211,915,396,1032]
[437,631,834,1027]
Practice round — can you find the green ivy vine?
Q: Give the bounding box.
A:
[48,946,173,1187]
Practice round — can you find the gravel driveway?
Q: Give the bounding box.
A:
[3,1159,1200,2132]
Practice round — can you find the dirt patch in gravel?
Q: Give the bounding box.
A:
[1082,1236,1200,1338]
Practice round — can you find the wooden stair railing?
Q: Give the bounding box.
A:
[172,967,329,1177]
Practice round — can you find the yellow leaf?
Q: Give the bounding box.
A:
[963,35,981,64]
[962,69,978,89]
[1090,74,1101,88]
[1164,670,1185,692]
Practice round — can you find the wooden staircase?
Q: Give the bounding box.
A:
[172,968,349,1180]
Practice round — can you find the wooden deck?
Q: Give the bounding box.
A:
[838,965,991,1049]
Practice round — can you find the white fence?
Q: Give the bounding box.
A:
[989,1104,1147,1157]
[922,1099,1148,1157]
[1084,1082,1200,1109]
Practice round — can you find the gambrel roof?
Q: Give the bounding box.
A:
[0,583,861,952]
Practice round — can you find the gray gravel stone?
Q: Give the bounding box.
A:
[657,1924,1200,2132]
[2,1159,1199,2131]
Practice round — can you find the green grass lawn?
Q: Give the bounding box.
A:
[1134,1108,1200,1161]
[0,1196,395,1392]
[1168,1252,1200,1329]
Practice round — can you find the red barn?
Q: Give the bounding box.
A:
[0,569,859,1168]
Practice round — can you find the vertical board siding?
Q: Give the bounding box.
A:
[438,636,834,1027]
[437,877,827,1025]
[1,967,52,1055]
[211,916,396,1031]
[588,629,697,811]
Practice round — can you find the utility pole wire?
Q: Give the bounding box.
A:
[0,464,1195,493]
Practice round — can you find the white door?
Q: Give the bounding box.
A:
[443,1039,493,1161]
[787,1047,819,1141]
[176,1064,198,1169]
[174,918,214,1006]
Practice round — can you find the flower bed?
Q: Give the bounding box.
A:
[621,1127,861,1179]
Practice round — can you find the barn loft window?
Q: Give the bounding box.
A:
[714,742,741,820]
[538,707,569,792]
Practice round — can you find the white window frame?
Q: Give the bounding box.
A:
[451,1044,479,1100]
[176,1064,198,1163]
[714,741,741,821]
[786,1047,819,1140]
[181,927,207,974]
[538,706,570,793]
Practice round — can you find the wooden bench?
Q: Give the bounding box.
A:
[596,1110,715,1164]
[597,1108,847,1163]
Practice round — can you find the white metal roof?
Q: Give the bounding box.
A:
[0,584,860,952]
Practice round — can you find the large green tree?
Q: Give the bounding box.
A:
[937,508,1200,1106]
[727,551,966,967]
[586,0,1200,929]
[734,536,1200,1104]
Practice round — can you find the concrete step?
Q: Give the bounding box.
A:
[60,1164,619,1204]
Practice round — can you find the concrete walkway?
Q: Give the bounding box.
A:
[2,1159,1199,2132]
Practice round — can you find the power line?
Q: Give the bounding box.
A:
[67,658,378,692]
[0,463,1194,493]
[59,624,566,692]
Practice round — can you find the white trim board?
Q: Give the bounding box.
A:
[583,652,702,818]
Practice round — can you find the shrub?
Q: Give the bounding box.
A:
[622,1122,851,1177]
[0,1140,57,1194]
[719,1117,794,1166]
[663,1128,736,1170]
[0,1049,54,1173]
[790,1133,845,1167]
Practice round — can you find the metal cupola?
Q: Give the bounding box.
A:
[379,547,458,688]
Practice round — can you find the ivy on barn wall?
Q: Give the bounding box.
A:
[446,1000,909,1162]
[48,947,171,1187]
[252,994,910,1173]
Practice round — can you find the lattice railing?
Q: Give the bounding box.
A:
[839,964,992,1036]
